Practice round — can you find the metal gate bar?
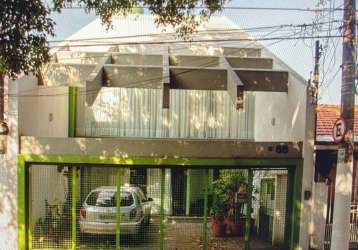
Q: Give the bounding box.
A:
[160,168,165,250]
[115,168,121,250]
[202,169,209,250]
[72,167,77,250]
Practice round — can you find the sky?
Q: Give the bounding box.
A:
[49,0,345,104]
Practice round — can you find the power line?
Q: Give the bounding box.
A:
[48,20,342,44]
[57,5,347,12]
[49,34,345,49]
[50,25,342,62]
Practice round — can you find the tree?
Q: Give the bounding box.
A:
[0,0,55,79]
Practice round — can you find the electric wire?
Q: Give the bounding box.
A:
[48,20,342,44]
[57,5,348,12]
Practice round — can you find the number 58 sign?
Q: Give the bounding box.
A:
[332,118,347,144]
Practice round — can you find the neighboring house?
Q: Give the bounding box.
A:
[0,14,316,250]
[314,104,358,249]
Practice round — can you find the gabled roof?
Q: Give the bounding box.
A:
[316,104,358,142]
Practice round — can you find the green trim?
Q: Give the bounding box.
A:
[291,161,303,249]
[71,167,77,250]
[18,154,300,167]
[68,86,77,137]
[285,168,294,247]
[31,249,70,250]
[28,167,32,250]
[202,169,209,250]
[185,170,191,216]
[18,158,26,250]
[116,168,121,250]
[244,170,253,250]
[159,169,165,250]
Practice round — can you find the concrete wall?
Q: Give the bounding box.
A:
[31,165,69,231]
[311,182,328,249]
[254,74,306,142]
[299,84,315,250]
[0,77,19,250]
[19,86,69,137]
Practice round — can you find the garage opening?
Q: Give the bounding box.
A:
[27,164,291,250]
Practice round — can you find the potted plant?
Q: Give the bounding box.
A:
[219,170,247,236]
[210,181,226,237]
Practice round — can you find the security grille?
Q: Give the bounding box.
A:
[28,164,289,250]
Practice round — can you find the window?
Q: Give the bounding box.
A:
[86,190,134,207]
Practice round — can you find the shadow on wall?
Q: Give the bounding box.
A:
[0,154,18,250]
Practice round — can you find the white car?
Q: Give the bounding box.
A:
[79,186,152,235]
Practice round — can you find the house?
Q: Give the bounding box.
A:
[0,14,316,250]
[313,104,358,249]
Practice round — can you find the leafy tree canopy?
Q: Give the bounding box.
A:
[1,0,227,79]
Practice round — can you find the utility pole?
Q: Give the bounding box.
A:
[314,40,321,98]
[313,40,321,138]
[330,0,356,249]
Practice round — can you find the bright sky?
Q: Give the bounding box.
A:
[49,0,345,104]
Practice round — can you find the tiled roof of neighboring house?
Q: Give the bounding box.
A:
[316,104,358,142]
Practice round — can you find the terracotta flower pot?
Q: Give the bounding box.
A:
[211,218,226,237]
[225,217,244,236]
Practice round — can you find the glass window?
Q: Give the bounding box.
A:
[86,190,134,207]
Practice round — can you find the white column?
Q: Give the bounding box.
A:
[0,77,18,250]
[330,149,353,250]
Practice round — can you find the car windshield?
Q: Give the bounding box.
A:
[86,190,134,207]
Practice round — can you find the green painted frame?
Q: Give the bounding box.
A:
[68,87,77,138]
[18,154,303,250]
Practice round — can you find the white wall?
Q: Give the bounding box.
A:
[254,75,306,142]
[147,169,172,215]
[0,75,70,250]
[19,85,69,137]
[0,77,19,250]
[31,165,69,230]
[299,85,315,250]
[254,92,289,141]
[311,182,328,249]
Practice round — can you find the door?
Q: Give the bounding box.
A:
[259,178,275,242]
[171,169,186,216]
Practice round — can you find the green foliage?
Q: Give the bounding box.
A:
[52,0,227,36]
[0,0,55,78]
[1,0,227,78]
[212,170,248,220]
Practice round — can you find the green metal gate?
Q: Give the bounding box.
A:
[18,157,302,250]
